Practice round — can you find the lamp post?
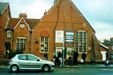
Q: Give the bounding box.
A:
[63,37,65,66]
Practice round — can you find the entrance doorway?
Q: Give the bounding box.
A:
[5,42,11,55]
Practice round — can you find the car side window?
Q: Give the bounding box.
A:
[27,55,38,61]
[18,55,26,60]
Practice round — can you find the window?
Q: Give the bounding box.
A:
[75,31,87,53]
[40,37,49,53]
[16,38,27,51]
[27,55,38,61]
[18,55,26,60]
[7,30,11,37]
[20,23,25,28]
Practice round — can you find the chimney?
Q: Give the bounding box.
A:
[55,0,59,2]
[54,0,58,4]
[110,37,113,41]
[44,10,47,15]
[19,13,27,18]
[104,39,108,43]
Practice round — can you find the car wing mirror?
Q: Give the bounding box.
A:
[37,59,40,61]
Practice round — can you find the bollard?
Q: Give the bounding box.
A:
[91,58,95,64]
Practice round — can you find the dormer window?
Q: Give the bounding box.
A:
[7,30,11,37]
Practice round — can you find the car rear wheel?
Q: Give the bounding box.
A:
[11,65,19,72]
[43,65,50,72]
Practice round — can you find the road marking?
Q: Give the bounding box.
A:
[71,69,74,71]
[102,69,107,70]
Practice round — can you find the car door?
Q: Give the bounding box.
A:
[18,55,29,69]
[27,55,42,69]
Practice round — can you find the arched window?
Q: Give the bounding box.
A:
[40,37,49,53]
[40,30,49,53]
[75,30,87,53]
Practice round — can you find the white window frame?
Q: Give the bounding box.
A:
[40,37,49,53]
[7,30,11,37]
[16,37,27,51]
[75,31,87,53]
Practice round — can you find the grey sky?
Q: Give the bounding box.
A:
[0,0,113,42]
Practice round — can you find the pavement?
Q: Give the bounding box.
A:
[62,64,113,68]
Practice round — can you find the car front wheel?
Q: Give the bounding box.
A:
[42,65,50,72]
[11,65,19,72]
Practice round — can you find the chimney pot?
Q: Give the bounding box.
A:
[19,13,27,18]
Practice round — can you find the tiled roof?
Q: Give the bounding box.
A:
[25,19,40,29]
[100,43,109,50]
[0,2,9,15]
[6,18,20,29]
[6,18,40,30]
[102,41,113,46]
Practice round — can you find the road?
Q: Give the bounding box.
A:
[0,67,113,75]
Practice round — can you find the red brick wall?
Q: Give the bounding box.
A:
[31,0,101,61]
[0,6,10,56]
[12,19,29,50]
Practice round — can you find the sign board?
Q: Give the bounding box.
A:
[55,31,64,43]
[66,31,74,43]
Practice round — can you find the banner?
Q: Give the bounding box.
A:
[66,31,74,43]
[55,31,64,43]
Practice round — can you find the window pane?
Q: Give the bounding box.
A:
[21,39,23,42]
[41,50,44,52]
[16,43,19,50]
[24,39,27,42]
[7,31,11,37]
[41,44,44,47]
[24,43,26,50]
[45,37,48,41]
[45,42,48,45]
[27,55,38,61]
[17,39,19,42]
[76,32,78,35]
[18,55,26,60]
[20,43,23,49]
[41,37,44,41]
[45,49,48,52]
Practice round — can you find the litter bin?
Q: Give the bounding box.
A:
[91,58,95,64]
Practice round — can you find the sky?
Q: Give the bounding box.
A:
[0,0,113,42]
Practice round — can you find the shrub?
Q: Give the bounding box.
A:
[9,49,24,59]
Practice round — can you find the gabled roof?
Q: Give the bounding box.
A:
[33,0,95,32]
[70,1,95,32]
[0,2,9,15]
[6,17,40,30]
[100,43,109,50]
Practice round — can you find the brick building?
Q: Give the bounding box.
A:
[0,3,11,57]
[103,37,113,55]
[1,0,105,61]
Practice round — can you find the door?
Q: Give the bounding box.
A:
[18,55,29,69]
[100,51,107,61]
[27,55,42,69]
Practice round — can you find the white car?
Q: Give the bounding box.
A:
[8,54,55,72]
